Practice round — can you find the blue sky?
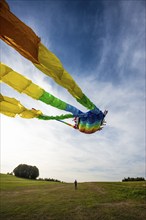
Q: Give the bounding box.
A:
[1,0,145,182]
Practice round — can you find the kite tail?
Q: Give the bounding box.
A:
[0,63,83,116]
[37,114,74,120]
[0,0,97,111]
[0,94,75,122]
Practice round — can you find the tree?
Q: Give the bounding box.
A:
[13,164,39,179]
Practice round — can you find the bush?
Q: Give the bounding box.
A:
[13,164,39,179]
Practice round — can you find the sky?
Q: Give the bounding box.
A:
[0,0,145,182]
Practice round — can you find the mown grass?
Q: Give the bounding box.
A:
[0,174,146,220]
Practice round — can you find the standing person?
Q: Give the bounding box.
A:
[74,179,77,190]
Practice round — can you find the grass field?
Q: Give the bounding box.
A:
[0,174,146,220]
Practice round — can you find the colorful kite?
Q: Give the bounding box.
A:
[0,0,107,134]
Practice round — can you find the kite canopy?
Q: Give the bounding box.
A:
[0,0,107,134]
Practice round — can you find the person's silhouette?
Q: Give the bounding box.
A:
[74,180,77,190]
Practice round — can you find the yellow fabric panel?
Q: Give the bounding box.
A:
[61,70,83,98]
[23,83,44,99]
[20,109,42,119]
[0,94,42,118]
[0,0,40,63]
[61,70,76,89]
[0,63,44,99]
[34,43,83,99]
[36,43,64,78]
[0,95,25,115]
[0,94,4,101]
[2,70,32,93]
[0,62,12,78]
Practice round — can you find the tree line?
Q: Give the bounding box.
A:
[122,177,145,182]
[10,164,146,182]
[38,178,61,182]
[8,164,61,182]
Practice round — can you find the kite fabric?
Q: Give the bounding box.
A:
[0,63,106,133]
[0,0,95,110]
[0,63,82,116]
[0,0,108,134]
[0,94,74,121]
[0,94,42,118]
[0,93,107,133]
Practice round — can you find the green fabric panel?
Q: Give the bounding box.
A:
[37,114,74,120]
[39,91,67,110]
[76,94,96,110]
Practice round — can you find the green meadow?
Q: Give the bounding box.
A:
[0,173,146,220]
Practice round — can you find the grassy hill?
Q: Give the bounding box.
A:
[0,173,146,220]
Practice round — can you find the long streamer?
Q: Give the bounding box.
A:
[0,0,96,110]
[0,63,82,116]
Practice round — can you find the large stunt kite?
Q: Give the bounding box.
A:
[0,0,108,134]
